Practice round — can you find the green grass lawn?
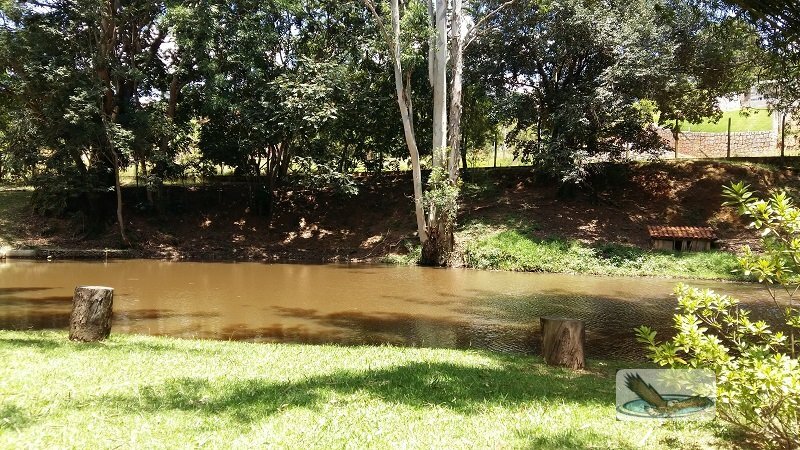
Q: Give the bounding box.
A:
[0,331,727,449]
[456,224,742,280]
[679,109,773,133]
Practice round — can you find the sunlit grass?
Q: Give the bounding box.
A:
[0,331,727,449]
[460,228,742,280]
[678,108,773,133]
[382,220,742,280]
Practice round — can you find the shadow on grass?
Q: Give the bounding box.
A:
[94,360,611,424]
[0,403,32,431]
[517,429,638,450]
[0,334,214,355]
[0,337,71,351]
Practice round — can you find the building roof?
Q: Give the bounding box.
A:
[647,226,716,240]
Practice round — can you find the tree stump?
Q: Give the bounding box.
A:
[69,286,114,342]
[540,317,585,370]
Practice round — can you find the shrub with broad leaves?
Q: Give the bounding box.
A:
[636,182,799,449]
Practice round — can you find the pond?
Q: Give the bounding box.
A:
[0,259,779,359]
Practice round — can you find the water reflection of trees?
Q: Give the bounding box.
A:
[212,290,782,361]
[0,281,782,361]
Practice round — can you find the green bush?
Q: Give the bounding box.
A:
[636,183,800,449]
[636,285,799,448]
[289,156,359,197]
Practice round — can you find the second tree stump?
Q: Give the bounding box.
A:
[540,317,585,370]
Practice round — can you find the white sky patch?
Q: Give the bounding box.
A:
[159,31,178,72]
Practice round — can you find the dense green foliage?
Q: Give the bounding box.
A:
[0,1,403,222]
[724,182,800,355]
[0,330,725,449]
[636,184,800,449]
[471,0,759,182]
[0,0,770,227]
[727,0,800,119]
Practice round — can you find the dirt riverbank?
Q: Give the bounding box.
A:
[1,160,797,263]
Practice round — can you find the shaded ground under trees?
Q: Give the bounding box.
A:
[1,160,797,263]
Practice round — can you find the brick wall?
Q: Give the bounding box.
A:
[656,129,785,158]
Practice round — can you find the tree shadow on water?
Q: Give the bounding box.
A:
[94,360,612,424]
[0,287,56,295]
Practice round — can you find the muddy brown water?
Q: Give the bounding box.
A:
[0,260,781,359]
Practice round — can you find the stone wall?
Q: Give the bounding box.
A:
[656,129,786,158]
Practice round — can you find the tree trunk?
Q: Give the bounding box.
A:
[388,0,427,243]
[340,143,349,172]
[427,0,435,88]
[419,0,457,267]
[278,141,292,180]
[365,0,461,254]
[113,151,129,246]
[421,220,454,266]
[142,161,155,207]
[540,317,585,370]
[781,113,786,158]
[431,0,448,166]
[447,0,464,182]
[461,133,469,175]
[494,132,498,167]
[673,120,679,159]
[69,286,114,342]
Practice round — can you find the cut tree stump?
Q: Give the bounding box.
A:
[540,317,585,370]
[69,286,114,342]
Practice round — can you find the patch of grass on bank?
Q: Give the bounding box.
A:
[0,331,725,449]
[381,244,421,265]
[679,108,773,133]
[461,228,742,280]
[0,190,32,246]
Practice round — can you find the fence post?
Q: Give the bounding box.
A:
[726,117,731,159]
[781,113,786,159]
[493,131,498,168]
[674,120,679,159]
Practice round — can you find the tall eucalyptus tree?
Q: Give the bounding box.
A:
[364,0,511,265]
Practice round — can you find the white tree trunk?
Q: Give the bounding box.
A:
[447,0,464,182]
[427,0,435,88]
[431,0,448,167]
[365,0,516,263]
[390,0,428,243]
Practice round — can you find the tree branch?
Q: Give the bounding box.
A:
[464,0,517,49]
[362,0,394,54]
